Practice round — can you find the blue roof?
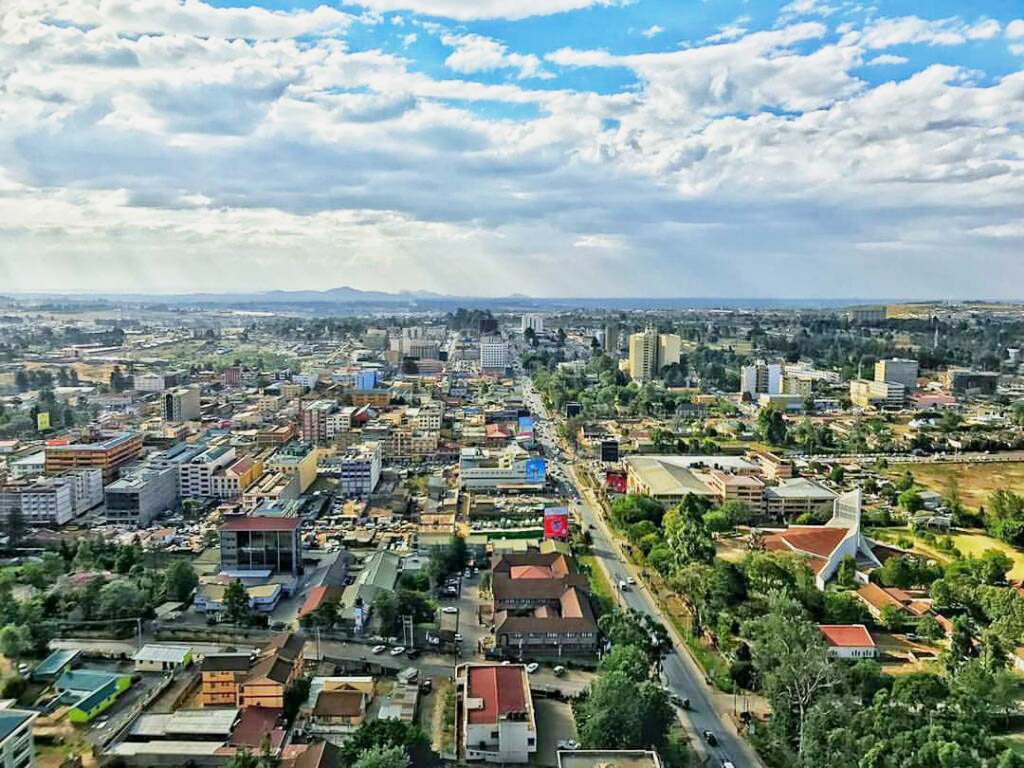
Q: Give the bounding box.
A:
[0,710,34,743]
[32,648,80,678]
[55,670,121,695]
[73,679,121,713]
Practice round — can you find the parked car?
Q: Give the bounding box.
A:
[626,576,636,585]
[372,645,387,654]
[526,663,539,674]
[390,646,406,656]
[553,665,566,677]
[420,679,433,693]
[406,648,422,660]
[557,739,579,750]
[442,606,458,614]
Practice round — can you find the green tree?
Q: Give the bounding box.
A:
[663,495,715,566]
[598,643,651,681]
[0,624,30,658]
[4,508,26,549]
[340,719,436,768]
[163,560,199,602]
[757,407,788,446]
[574,671,674,751]
[898,489,924,514]
[224,579,251,625]
[353,746,410,768]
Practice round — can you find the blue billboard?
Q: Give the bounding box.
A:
[518,416,535,435]
[524,457,547,483]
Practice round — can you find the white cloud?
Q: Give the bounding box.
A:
[641,25,663,39]
[402,33,418,46]
[345,0,623,21]
[778,0,838,19]
[574,234,623,248]
[972,222,1024,238]
[1012,44,1024,56]
[864,54,908,66]
[1007,20,1024,39]
[705,17,751,43]
[860,16,1001,49]
[442,33,550,79]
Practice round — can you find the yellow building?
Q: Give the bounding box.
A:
[628,329,682,383]
[266,442,319,493]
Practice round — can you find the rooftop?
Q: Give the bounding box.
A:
[817,624,875,648]
[0,709,35,744]
[465,664,529,725]
[221,516,301,532]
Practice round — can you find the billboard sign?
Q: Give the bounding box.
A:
[518,416,535,436]
[605,471,627,494]
[544,507,570,539]
[37,412,50,431]
[524,457,547,483]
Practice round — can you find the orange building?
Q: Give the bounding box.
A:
[200,633,305,709]
[44,432,143,482]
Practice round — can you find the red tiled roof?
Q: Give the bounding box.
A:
[817,624,875,648]
[856,583,906,612]
[297,586,343,619]
[765,526,848,559]
[467,665,528,725]
[221,516,300,531]
[229,707,283,747]
[509,565,554,580]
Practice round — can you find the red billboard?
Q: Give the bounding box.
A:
[544,507,570,540]
[605,471,627,494]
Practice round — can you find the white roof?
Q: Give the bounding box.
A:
[134,644,192,664]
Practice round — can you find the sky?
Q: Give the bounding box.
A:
[1,0,1024,298]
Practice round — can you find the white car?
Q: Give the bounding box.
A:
[626,576,636,585]
[390,646,406,656]
[371,645,387,654]
[557,739,580,750]
[442,606,458,614]
[526,662,539,674]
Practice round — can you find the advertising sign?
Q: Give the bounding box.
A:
[544,507,570,539]
[606,471,628,494]
[37,412,50,431]
[524,457,547,483]
[518,416,535,435]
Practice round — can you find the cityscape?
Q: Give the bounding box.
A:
[4,1,1024,768]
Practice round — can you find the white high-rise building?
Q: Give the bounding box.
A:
[628,329,682,382]
[480,337,509,370]
[740,360,783,397]
[520,314,544,334]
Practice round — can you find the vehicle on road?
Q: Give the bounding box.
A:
[553,665,566,677]
[390,646,406,656]
[557,739,580,750]
[721,761,736,768]
[407,648,422,659]
[703,730,718,747]
[442,606,458,614]
[454,633,463,643]
[526,662,539,674]
[626,576,636,585]
[372,645,386,654]
[420,679,433,693]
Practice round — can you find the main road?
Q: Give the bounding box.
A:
[520,374,762,768]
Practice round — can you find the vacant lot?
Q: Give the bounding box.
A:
[885,462,1024,510]
[870,527,1024,580]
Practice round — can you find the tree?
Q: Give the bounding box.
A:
[898,489,924,514]
[3,507,26,550]
[757,407,788,446]
[353,746,410,768]
[917,614,943,642]
[828,465,845,484]
[0,624,29,658]
[598,643,651,681]
[164,560,199,602]
[987,490,1024,545]
[743,592,843,758]
[340,719,436,768]
[574,672,674,751]
[98,580,147,619]
[373,591,399,634]
[663,495,715,566]
[943,616,976,676]
[878,604,905,632]
[834,555,856,588]
[223,579,251,625]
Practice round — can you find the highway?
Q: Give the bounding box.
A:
[520,375,762,768]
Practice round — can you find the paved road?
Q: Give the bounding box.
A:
[522,377,762,768]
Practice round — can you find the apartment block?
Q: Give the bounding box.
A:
[44,432,143,482]
[627,329,681,383]
[740,360,783,397]
[520,314,544,334]
[163,385,201,422]
[480,337,509,371]
[105,463,180,526]
[219,516,301,576]
[266,442,318,493]
[849,379,905,409]
[874,358,919,391]
[461,664,537,763]
[331,442,382,498]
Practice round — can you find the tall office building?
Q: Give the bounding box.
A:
[628,329,681,382]
[520,314,544,334]
[480,336,509,370]
[603,322,619,354]
[163,385,201,422]
[740,360,783,397]
[874,358,919,392]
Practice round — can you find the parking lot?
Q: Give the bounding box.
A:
[534,698,578,766]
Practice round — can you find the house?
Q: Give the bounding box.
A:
[761,489,882,589]
[133,644,193,673]
[303,677,374,744]
[490,552,589,611]
[200,654,253,707]
[55,669,133,723]
[817,624,878,659]
[494,585,598,657]
[200,634,304,709]
[282,741,344,768]
[30,649,80,682]
[461,664,537,764]
[855,583,932,620]
[558,751,663,768]
[0,708,37,768]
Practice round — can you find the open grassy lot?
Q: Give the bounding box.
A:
[579,554,615,613]
[869,526,1024,580]
[885,462,1024,510]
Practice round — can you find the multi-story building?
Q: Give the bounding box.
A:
[874,358,919,392]
[847,305,887,323]
[256,425,296,448]
[944,368,999,396]
[0,477,73,527]
[209,455,263,499]
[219,516,301,576]
[266,442,318,493]
[764,478,839,522]
[603,322,619,354]
[104,463,180,526]
[407,401,444,431]
[132,371,183,392]
[520,314,544,335]
[740,360,783,397]
[459,446,546,490]
[242,471,299,510]
[163,385,201,422]
[480,337,509,371]
[627,329,681,382]
[849,379,905,409]
[177,445,237,498]
[461,664,537,763]
[199,654,252,707]
[331,442,382,499]
[44,432,143,482]
[222,366,242,386]
[302,400,337,444]
[702,470,765,508]
[0,708,37,768]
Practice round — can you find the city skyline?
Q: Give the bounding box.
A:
[3,0,1024,297]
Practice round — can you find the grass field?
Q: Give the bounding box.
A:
[579,554,615,611]
[870,526,1024,580]
[885,462,1024,510]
